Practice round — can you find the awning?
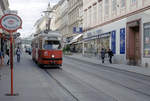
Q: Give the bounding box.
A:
[69,34,83,44]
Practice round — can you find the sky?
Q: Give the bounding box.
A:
[9,0,60,38]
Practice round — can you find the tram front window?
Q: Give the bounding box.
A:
[44,41,61,50]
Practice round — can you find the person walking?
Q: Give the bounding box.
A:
[108,49,114,64]
[6,49,9,65]
[100,48,105,63]
[16,47,21,63]
[0,51,4,66]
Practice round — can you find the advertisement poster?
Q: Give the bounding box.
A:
[120,28,125,54]
[111,30,116,54]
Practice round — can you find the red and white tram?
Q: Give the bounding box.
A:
[32,31,62,67]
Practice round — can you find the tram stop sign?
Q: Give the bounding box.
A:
[0,14,22,33]
[0,13,22,96]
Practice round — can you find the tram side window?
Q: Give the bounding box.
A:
[44,41,61,50]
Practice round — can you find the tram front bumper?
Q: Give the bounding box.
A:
[41,58,62,65]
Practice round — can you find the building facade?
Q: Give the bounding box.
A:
[67,0,83,52]
[83,0,150,67]
[53,0,69,45]
[0,0,9,53]
[34,3,54,36]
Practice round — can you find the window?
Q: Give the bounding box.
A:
[44,41,61,50]
[121,0,125,8]
[143,0,150,6]
[84,10,87,28]
[89,7,92,27]
[144,23,150,57]
[112,0,117,13]
[98,1,102,23]
[105,0,109,16]
[130,0,137,5]
[93,4,97,25]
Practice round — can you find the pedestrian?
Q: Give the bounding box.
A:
[100,48,105,63]
[16,47,21,63]
[6,49,9,65]
[0,51,4,66]
[108,49,114,64]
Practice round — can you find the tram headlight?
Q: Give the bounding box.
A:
[51,54,55,58]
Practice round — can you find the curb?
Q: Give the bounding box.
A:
[64,56,150,77]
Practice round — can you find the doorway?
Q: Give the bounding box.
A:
[126,20,141,65]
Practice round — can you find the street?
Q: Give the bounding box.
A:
[1,53,150,101]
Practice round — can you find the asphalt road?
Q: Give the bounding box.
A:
[45,57,150,101]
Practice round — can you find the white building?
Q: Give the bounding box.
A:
[83,0,150,67]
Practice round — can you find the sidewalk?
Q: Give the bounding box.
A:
[0,53,74,101]
[65,53,150,77]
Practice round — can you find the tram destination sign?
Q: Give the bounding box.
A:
[0,14,22,32]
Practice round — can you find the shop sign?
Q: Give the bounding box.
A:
[87,29,102,38]
[73,27,83,33]
[111,30,116,54]
[120,28,125,54]
[98,32,110,38]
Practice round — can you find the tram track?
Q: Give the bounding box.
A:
[63,62,150,98]
[65,56,150,81]
[44,68,118,101]
[44,69,80,101]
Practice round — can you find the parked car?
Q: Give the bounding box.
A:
[25,47,32,55]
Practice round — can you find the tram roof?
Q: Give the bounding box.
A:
[32,30,62,41]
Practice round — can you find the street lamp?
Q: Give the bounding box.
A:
[43,10,53,31]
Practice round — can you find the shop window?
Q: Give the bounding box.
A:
[144,23,150,57]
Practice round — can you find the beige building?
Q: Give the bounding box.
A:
[53,0,69,44]
[34,3,54,36]
[67,0,83,37]
[51,0,83,51]
[83,0,150,67]
[66,0,83,52]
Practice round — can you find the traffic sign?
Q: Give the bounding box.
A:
[0,14,22,32]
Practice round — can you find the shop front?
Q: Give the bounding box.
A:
[83,32,111,57]
[83,18,127,63]
[69,34,83,53]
